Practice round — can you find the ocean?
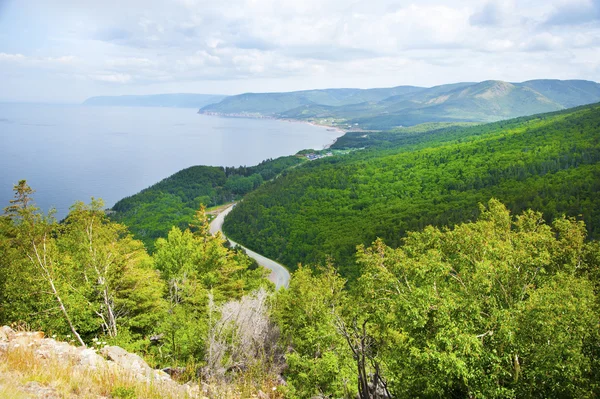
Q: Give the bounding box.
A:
[0,103,342,218]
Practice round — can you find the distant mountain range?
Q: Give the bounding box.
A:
[83,93,227,108]
[199,80,600,130]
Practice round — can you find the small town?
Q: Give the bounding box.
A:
[304,151,333,161]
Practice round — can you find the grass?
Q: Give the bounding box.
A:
[0,335,285,398]
[0,344,192,399]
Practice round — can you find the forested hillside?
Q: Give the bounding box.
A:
[200,79,600,129]
[3,183,599,398]
[0,182,271,369]
[223,103,600,278]
[111,155,304,250]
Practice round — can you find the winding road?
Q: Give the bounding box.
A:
[209,204,291,289]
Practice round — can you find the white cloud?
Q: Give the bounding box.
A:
[90,73,133,84]
[520,33,565,51]
[1,0,599,102]
[0,52,26,62]
[0,52,78,66]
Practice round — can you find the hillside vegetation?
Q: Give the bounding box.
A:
[200,79,600,130]
[223,103,600,278]
[111,156,304,251]
[2,182,599,398]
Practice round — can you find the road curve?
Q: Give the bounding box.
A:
[209,204,291,289]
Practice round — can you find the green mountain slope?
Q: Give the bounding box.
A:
[199,86,424,116]
[521,79,600,108]
[110,156,304,250]
[83,93,227,108]
[201,80,600,129]
[223,103,600,278]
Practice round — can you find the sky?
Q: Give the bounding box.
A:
[0,0,599,103]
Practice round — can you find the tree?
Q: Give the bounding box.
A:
[59,199,166,343]
[353,200,600,397]
[151,206,272,365]
[273,265,356,398]
[3,180,85,345]
[1,183,166,347]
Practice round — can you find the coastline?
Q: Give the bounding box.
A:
[197,110,347,149]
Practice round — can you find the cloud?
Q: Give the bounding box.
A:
[90,73,132,84]
[0,52,77,66]
[520,33,565,52]
[544,0,600,25]
[2,0,600,102]
[0,52,26,62]
[94,27,133,43]
[470,2,504,26]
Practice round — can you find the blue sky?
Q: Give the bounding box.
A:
[1,0,599,102]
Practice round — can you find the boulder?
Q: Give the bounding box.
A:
[77,347,105,369]
[0,326,15,341]
[101,345,153,379]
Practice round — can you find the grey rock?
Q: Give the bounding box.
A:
[101,345,153,378]
[77,347,105,368]
[0,326,16,341]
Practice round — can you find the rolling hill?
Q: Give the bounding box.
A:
[222,102,600,278]
[199,86,424,116]
[200,80,600,129]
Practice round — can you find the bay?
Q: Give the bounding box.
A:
[0,103,342,219]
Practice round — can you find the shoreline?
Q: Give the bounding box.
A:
[197,110,348,150]
[197,110,348,132]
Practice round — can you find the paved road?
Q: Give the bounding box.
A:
[209,204,291,289]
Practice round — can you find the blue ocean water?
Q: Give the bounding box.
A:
[0,104,341,218]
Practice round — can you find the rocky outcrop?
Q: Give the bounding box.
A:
[0,326,199,398]
[100,345,173,383]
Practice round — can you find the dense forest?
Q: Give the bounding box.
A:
[0,181,270,352]
[2,183,599,398]
[2,103,600,398]
[110,155,304,251]
[224,103,600,278]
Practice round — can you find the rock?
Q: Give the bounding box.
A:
[101,345,153,378]
[0,327,196,397]
[36,339,77,360]
[153,369,173,382]
[77,347,105,368]
[0,326,16,341]
[21,381,59,399]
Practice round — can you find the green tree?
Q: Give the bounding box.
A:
[151,207,272,365]
[354,200,600,397]
[273,265,356,398]
[59,199,165,343]
[1,182,166,348]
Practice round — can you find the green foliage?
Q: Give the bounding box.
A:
[150,207,273,366]
[111,386,136,399]
[273,266,356,399]
[352,200,600,397]
[200,86,422,116]
[0,182,273,371]
[202,80,600,129]
[224,103,600,278]
[0,183,166,345]
[111,156,304,251]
